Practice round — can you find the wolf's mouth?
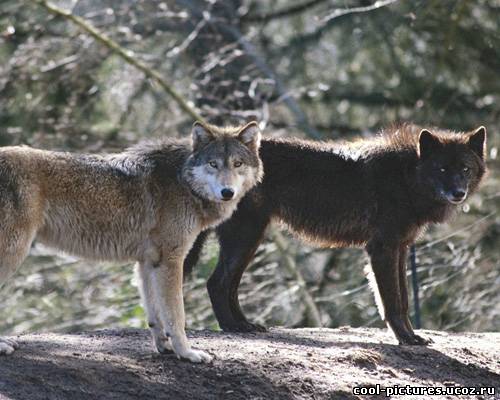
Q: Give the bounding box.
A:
[445,194,467,205]
[440,189,467,205]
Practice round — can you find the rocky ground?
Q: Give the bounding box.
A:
[0,327,498,399]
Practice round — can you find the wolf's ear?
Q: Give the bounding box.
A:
[468,126,486,160]
[418,129,441,158]
[238,121,261,152]
[192,122,215,151]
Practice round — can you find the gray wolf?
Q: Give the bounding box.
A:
[185,124,487,345]
[0,121,263,362]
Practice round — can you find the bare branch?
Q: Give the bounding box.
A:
[319,0,400,24]
[166,6,215,58]
[242,0,330,23]
[276,0,401,55]
[31,0,207,124]
[222,26,323,139]
[175,0,322,138]
[419,212,497,250]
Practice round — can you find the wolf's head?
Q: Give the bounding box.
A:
[182,121,263,203]
[416,126,487,205]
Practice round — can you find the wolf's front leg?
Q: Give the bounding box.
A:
[151,259,212,363]
[366,239,429,345]
[398,245,431,345]
[137,262,173,353]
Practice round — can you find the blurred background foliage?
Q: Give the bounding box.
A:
[0,0,498,336]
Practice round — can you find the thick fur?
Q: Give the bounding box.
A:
[186,124,487,345]
[0,121,263,362]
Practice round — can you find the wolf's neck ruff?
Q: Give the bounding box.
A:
[178,169,213,206]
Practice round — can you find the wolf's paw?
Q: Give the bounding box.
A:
[0,337,19,355]
[399,333,432,346]
[221,320,267,333]
[153,337,173,353]
[413,334,433,345]
[176,348,213,363]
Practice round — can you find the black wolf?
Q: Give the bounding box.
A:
[185,124,487,345]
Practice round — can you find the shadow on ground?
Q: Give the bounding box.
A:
[0,328,498,400]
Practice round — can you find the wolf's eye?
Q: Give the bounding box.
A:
[209,161,218,169]
[234,161,242,168]
[463,167,470,172]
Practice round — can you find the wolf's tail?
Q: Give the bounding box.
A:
[183,230,211,275]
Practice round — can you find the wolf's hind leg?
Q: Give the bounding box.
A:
[136,262,172,353]
[152,259,212,363]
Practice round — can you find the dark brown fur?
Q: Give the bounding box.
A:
[186,124,487,345]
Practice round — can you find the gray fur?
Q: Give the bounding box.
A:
[0,122,263,362]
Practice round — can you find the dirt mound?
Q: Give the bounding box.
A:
[0,328,498,399]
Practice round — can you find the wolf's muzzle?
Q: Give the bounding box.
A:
[447,189,467,204]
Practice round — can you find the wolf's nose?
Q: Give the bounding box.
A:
[451,189,466,200]
[221,188,234,200]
